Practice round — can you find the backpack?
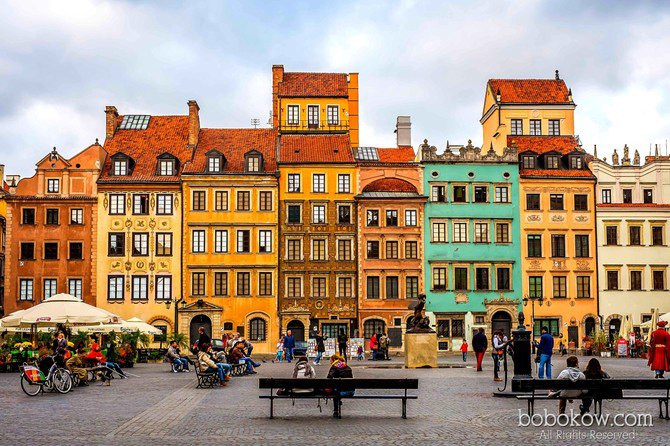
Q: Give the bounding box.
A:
[379,336,388,348]
[292,363,314,394]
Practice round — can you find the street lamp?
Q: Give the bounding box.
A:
[522,294,544,352]
[163,296,186,336]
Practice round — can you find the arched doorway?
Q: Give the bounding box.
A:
[287,319,305,342]
[608,318,621,342]
[491,311,512,337]
[585,317,596,338]
[190,314,212,347]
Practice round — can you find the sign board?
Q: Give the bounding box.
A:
[306,337,364,358]
[388,328,403,347]
[617,338,628,357]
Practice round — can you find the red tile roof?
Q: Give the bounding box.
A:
[598,203,670,209]
[376,146,416,163]
[278,72,348,97]
[489,79,571,104]
[100,115,191,183]
[362,178,418,193]
[183,128,277,174]
[508,136,580,155]
[645,156,670,163]
[520,169,594,179]
[279,134,354,164]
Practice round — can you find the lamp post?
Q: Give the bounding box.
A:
[164,296,186,336]
[522,294,544,352]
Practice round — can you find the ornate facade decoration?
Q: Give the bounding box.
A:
[420,139,517,162]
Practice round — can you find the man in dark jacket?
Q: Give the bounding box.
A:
[337,329,349,362]
[536,327,554,379]
[472,328,487,372]
[196,327,211,352]
[283,330,295,363]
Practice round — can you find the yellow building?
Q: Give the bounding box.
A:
[96,103,196,338]
[481,72,575,153]
[180,128,279,352]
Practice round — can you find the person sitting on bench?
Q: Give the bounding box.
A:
[197,342,231,386]
[326,354,354,417]
[553,355,585,414]
[66,348,89,386]
[229,342,261,375]
[580,358,611,415]
[166,341,190,372]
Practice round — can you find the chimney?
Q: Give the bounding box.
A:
[272,65,284,128]
[105,106,119,139]
[555,70,560,80]
[0,164,4,190]
[496,88,501,102]
[188,100,200,147]
[395,116,411,147]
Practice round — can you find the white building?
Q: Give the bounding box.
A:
[591,146,670,339]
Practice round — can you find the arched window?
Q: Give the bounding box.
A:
[249,317,267,342]
[223,322,234,331]
[363,319,386,339]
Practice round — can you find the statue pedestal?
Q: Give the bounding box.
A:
[404,332,437,368]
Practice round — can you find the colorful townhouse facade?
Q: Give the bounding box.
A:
[4,144,105,315]
[591,147,670,337]
[421,139,522,351]
[0,165,7,315]
[181,127,279,352]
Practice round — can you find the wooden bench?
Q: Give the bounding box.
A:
[259,378,418,419]
[514,378,670,419]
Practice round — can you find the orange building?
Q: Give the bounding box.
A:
[4,144,105,314]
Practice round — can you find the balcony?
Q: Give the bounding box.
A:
[278,120,349,133]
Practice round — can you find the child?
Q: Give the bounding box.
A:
[460,340,468,362]
[274,336,284,363]
[357,344,364,361]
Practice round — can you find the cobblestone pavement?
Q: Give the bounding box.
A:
[0,355,668,446]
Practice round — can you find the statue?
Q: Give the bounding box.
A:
[407,294,434,333]
[622,144,630,165]
[518,311,525,329]
[612,149,619,165]
[634,149,640,165]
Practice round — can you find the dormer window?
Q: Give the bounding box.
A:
[158,159,175,176]
[206,150,225,173]
[521,155,536,169]
[113,159,128,176]
[570,156,583,169]
[546,155,560,169]
[245,151,263,173]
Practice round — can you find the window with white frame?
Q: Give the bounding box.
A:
[132,233,149,256]
[288,174,301,192]
[133,194,149,215]
[70,208,83,225]
[246,156,261,173]
[287,277,302,298]
[214,230,228,253]
[68,278,82,299]
[158,159,175,176]
[208,156,221,173]
[237,230,250,253]
[312,174,325,193]
[548,119,560,135]
[287,239,302,261]
[156,276,172,300]
[157,194,173,214]
[287,105,299,125]
[453,222,468,242]
[109,194,125,215]
[338,277,353,298]
[337,239,352,261]
[432,268,447,290]
[47,178,59,193]
[215,191,228,211]
[495,186,509,203]
[192,230,205,253]
[405,209,417,226]
[432,222,447,242]
[312,239,327,261]
[312,204,326,224]
[156,232,172,256]
[20,279,34,301]
[259,230,272,253]
[510,119,523,135]
[107,276,123,300]
[113,159,127,176]
[474,222,489,243]
[131,276,148,300]
[44,279,57,299]
[327,105,339,125]
[338,174,350,193]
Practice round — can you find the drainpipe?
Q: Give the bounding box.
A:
[592,180,601,330]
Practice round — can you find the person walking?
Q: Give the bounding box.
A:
[472,328,487,372]
[492,330,504,382]
[369,332,378,361]
[283,330,295,363]
[313,331,326,366]
[460,339,468,362]
[274,336,284,363]
[648,320,670,378]
[536,326,554,379]
[337,328,349,362]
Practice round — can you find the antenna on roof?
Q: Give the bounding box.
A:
[251,118,260,129]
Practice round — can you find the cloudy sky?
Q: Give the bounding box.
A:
[2,0,670,178]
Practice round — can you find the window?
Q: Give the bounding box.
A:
[529,119,541,135]
[214,272,228,296]
[208,155,221,173]
[192,191,206,211]
[22,208,35,225]
[549,194,564,210]
[653,270,665,291]
[475,267,489,290]
[406,276,419,299]
[215,191,228,211]
[573,194,588,211]
[367,276,380,299]
[474,222,489,243]
[287,205,301,224]
[575,235,589,257]
[287,239,302,261]
[570,156,583,169]
[496,223,510,243]
[548,119,560,135]
[259,191,272,211]
[44,242,58,260]
[522,156,536,169]
[70,208,83,224]
[287,105,299,125]
[453,222,468,242]
[288,174,301,192]
[405,241,418,259]
[338,277,353,298]
[474,186,488,203]
[529,276,543,298]
[312,239,327,260]
[131,276,148,300]
[110,194,125,215]
[630,271,642,291]
[69,242,83,260]
[19,279,33,301]
[553,276,567,298]
[533,318,560,337]
[158,159,175,176]
[156,276,172,300]
[652,226,664,246]
[43,279,57,299]
[47,178,59,193]
[249,318,267,342]
[337,239,352,261]
[576,276,591,298]
[546,155,559,169]
[497,267,511,291]
[384,210,398,227]
[312,277,326,298]
[527,234,542,257]
[510,119,522,135]
[46,208,59,225]
[133,194,149,215]
[259,230,272,253]
[452,320,465,337]
[237,191,250,211]
[601,189,612,204]
[432,267,447,290]
[192,230,205,253]
[237,230,250,253]
[107,276,123,301]
[405,209,417,226]
[644,189,653,204]
[192,272,205,296]
[132,233,149,256]
[246,156,261,173]
[327,105,339,125]
[20,242,35,260]
[156,233,173,256]
[312,174,325,193]
[259,272,272,296]
[386,276,399,299]
[453,185,466,203]
[108,233,124,256]
[495,186,509,203]
[607,270,619,290]
[364,319,386,339]
[432,222,447,242]
[386,241,399,259]
[113,159,128,176]
[214,230,228,253]
[312,205,326,224]
[307,105,319,127]
[68,279,82,299]
[432,185,446,202]
[606,226,618,245]
[338,205,351,224]
[437,320,450,338]
[629,226,641,246]
[454,267,468,290]
[623,189,632,204]
[526,194,540,210]
[366,210,379,227]
[287,277,302,298]
[338,174,350,193]
[157,194,173,215]
[551,234,566,257]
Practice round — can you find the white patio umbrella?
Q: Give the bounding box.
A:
[72,317,162,335]
[645,308,660,343]
[0,293,121,327]
[123,317,163,335]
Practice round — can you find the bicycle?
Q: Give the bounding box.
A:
[20,360,73,396]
